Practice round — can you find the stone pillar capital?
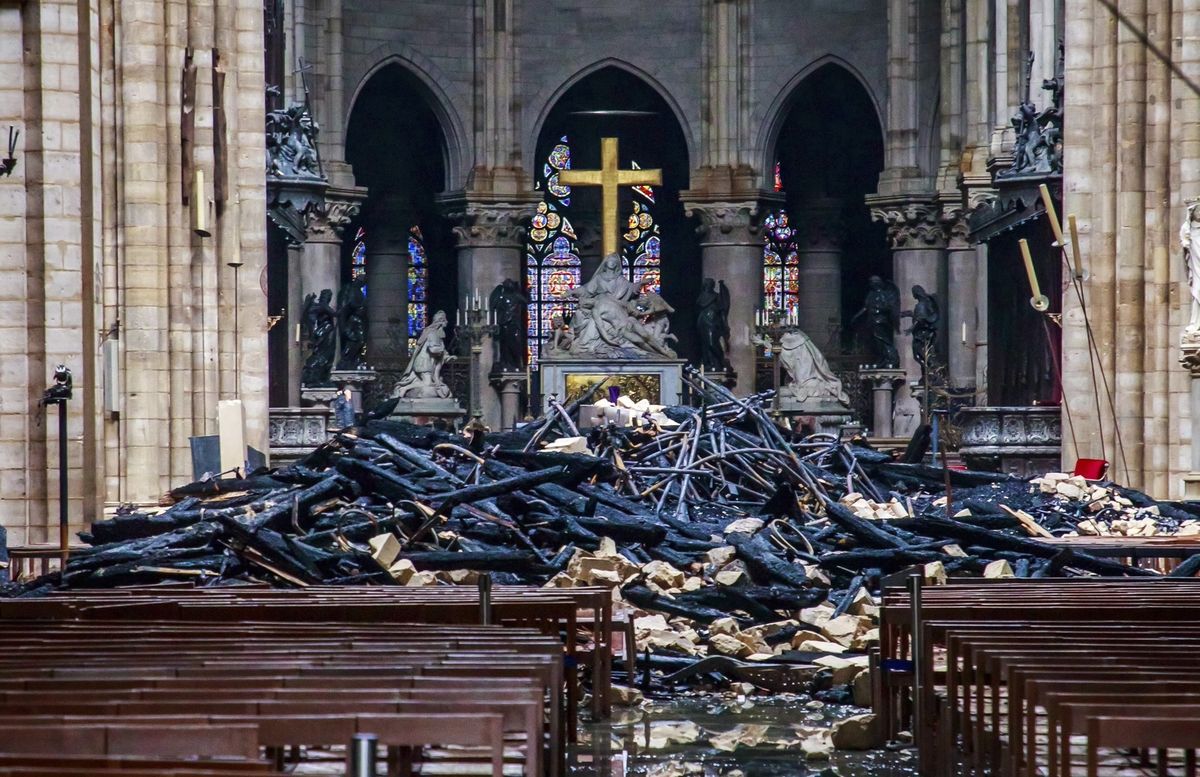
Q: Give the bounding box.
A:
[794,198,846,250]
[866,194,946,250]
[940,205,972,250]
[438,192,540,250]
[684,194,781,246]
[304,185,367,244]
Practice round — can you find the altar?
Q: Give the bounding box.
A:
[539,357,685,410]
[537,136,686,412]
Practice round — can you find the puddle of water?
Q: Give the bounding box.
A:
[570,692,919,777]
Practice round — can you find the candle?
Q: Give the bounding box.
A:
[1067,214,1084,279]
[961,322,966,344]
[1038,183,1066,248]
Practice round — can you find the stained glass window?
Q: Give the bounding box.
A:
[407,226,427,353]
[762,210,799,318]
[526,137,580,367]
[352,227,367,282]
[773,160,784,192]
[623,169,661,295]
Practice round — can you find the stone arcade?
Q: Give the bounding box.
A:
[2,0,1200,549]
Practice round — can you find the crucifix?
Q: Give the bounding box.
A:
[558,137,662,257]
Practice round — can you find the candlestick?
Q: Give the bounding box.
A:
[1018,238,1050,312]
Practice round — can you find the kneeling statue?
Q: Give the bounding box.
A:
[392,310,453,399]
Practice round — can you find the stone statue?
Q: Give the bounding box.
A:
[999,46,1064,178]
[266,103,322,179]
[489,279,529,371]
[1182,201,1200,339]
[336,277,368,371]
[555,253,677,359]
[696,278,731,372]
[892,388,922,438]
[904,285,941,372]
[392,310,452,399]
[754,328,849,407]
[850,275,901,368]
[300,288,337,385]
[547,312,574,355]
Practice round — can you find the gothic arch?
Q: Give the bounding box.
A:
[347,48,470,191]
[756,56,885,190]
[526,58,696,170]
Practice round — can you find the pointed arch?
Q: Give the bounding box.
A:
[756,56,885,191]
[346,50,470,191]
[526,58,696,171]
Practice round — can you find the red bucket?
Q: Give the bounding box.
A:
[1072,458,1109,480]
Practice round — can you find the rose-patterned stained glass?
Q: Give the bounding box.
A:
[526,137,580,367]
[762,210,799,318]
[623,189,661,295]
[407,226,428,353]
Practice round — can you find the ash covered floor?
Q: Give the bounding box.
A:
[569,693,918,777]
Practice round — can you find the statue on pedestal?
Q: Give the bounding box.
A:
[1181,200,1200,341]
[554,253,676,359]
[300,289,337,385]
[904,285,941,373]
[850,275,901,368]
[392,310,453,399]
[775,329,850,407]
[489,279,529,371]
[696,278,731,372]
[266,103,322,180]
[336,277,368,371]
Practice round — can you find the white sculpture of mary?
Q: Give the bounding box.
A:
[1182,201,1200,337]
[777,329,850,407]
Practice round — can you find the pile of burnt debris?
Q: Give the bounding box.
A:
[5,370,1199,684]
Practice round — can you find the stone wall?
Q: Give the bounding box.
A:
[0,0,267,543]
[1061,0,1199,496]
[335,0,890,193]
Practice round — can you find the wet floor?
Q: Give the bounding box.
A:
[570,692,919,777]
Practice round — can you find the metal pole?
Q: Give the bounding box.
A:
[347,732,378,777]
[57,400,68,568]
[478,572,493,625]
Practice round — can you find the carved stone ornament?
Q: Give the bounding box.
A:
[684,201,764,245]
[868,199,947,250]
[443,201,531,249]
[940,206,972,249]
[304,196,362,242]
[1180,339,1200,375]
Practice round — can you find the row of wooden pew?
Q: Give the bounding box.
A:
[0,584,615,776]
[877,576,1200,777]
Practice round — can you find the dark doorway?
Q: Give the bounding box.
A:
[344,64,456,403]
[772,64,888,357]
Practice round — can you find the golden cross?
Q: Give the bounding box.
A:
[558,137,662,258]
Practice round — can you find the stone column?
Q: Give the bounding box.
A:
[493,375,524,431]
[301,190,362,304]
[364,199,415,375]
[794,198,845,355]
[684,200,770,392]
[867,196,948,386]
[440,195,537,428]
[1181,345,1200,499]
[943,208,977,391]
[298,189,363,399]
